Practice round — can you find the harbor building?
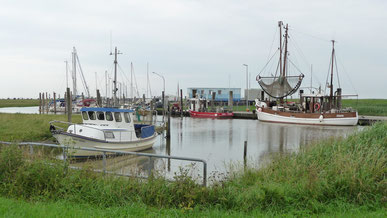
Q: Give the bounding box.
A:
[187,88,241,101]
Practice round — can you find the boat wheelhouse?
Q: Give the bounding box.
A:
[50,107,157,157]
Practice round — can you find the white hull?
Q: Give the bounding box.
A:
[53,133,158,157]
[257,111,358,126]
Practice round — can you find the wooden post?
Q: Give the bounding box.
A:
[42,92,45,114]
[244,141,247,169]
[64,92,67,114]
[211,92,216,111]
[162,91,165,122]
[39,93,42,114]
[46,92,49,113]
[53,92,57,114]
[180,89,183,118]
[96,89,102,107]
[166,105,171,139]
[150,99,154,124]
[228,91,233,111]
[66,88,72,123]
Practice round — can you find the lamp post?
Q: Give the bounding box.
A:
[243,64,249,111]
[152,72,166,122]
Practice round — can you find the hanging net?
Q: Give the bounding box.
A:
[257,74,304,98]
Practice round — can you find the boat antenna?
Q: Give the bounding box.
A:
[110,47,122,107]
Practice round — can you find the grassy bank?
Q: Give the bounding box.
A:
[0,122,385,216]
[0,99,40,108]
[0,113,81,142]
[342,99,387,116]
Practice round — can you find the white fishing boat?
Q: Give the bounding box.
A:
[50,47,158,157]
[50,107,158,157]
[255,21,358,126]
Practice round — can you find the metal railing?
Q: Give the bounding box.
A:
[0,141,207,186]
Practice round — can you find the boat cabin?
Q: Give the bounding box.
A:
[64,107,155,142]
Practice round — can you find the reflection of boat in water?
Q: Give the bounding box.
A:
[50,107,158,157]
[189,97,233,118]
[255,21,358,126]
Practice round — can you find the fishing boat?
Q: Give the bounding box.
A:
[255,21,358,126]
[50,47,158,157]
[189,97,233,118]
[49,107,157,157]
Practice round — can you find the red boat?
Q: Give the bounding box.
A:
[189,110,234,118]
[189,97,233,118]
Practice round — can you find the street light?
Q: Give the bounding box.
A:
[243,64,249,111]
[152,72,166,122]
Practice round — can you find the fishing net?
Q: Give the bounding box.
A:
[257,74,304,98]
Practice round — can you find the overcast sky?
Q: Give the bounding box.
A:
[0,0,386,99]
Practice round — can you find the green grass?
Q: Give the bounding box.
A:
[342,99,387,116]
[0,99,40,108]
[0,113,82,142]
[0,197,385,217]
[0,122,385,216]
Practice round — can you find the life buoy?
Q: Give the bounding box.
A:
[314,103,321,111]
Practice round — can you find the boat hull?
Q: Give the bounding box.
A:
[53,132,158,157]
[189,110,233,118]
[257,108,358,126]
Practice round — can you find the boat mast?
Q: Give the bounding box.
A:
[111,47,121,107]
[330,40,335,109]
[279,21,283,77]
[282,24,289,78]
[72,47,77,98]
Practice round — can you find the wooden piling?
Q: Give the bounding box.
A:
[46,92,49,113]
[96,89,102,107]
[42,92,46,114]
[53,92,56,114]
[166,105,171,139]
[228,91,233,111]
[39,93,42,114]
[162,91,165,122]
[66,88,72,123]
[244,141,247,169]
[180,89,183,118]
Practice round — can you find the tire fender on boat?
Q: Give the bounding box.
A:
[319,114,324,122]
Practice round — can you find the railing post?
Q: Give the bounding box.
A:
[203,161,207,186]
[29,144,34,155]
[102,152,107,174]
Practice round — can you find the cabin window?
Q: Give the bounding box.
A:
[124,112,131,123]
[97,112,105,120]
[114,112,122,122]
[104,131,115,139]
[106,112,113,121]
[88,111,96,120]
[82,111,89,120]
